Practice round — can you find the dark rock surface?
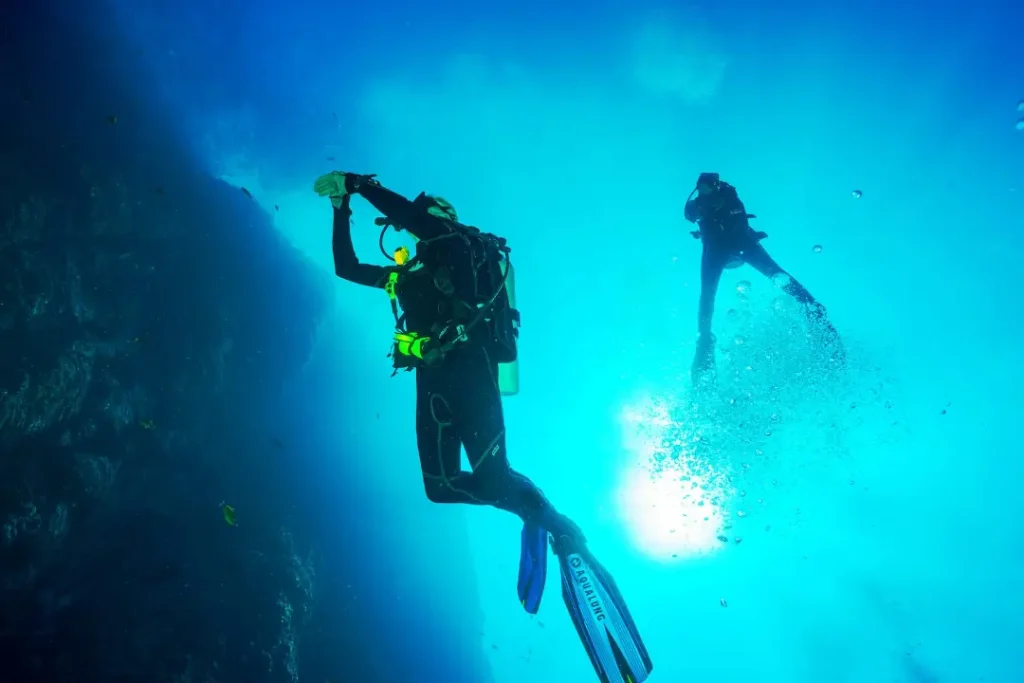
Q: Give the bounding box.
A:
[1,2,330,681]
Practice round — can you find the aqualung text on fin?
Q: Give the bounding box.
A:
[555,539,653,683]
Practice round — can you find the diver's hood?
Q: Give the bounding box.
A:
[687,172,721,204]
[413,192,458,221]
[696,172,720,186]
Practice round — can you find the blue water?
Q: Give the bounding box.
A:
[111,0,1023,680]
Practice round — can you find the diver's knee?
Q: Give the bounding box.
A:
[422,477,449,503]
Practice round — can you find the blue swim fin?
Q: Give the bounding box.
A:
[517,522,548,614]
[553,536,653,683]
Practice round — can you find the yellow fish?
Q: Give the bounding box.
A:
[221,502,237,526]
[139,419,155,430]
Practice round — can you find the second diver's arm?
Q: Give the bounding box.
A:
[332,195,394,288]
[721,184,766,239]
[356,180,452,242]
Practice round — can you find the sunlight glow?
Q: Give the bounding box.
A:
[617,393,732,559]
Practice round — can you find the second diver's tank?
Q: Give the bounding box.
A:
[496,258,520,396]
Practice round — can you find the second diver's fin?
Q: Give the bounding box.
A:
[553,536,654,683]
[691,333,717,389]
[517,522,548,614]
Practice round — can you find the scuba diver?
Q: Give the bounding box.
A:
[684,172,842,385]
[314,171,653,683]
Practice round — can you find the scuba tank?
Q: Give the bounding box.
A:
[467,229,520,394]
[495,256,519,396]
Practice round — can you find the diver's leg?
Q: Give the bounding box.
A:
[694,247,726,384]
[740,242,823,313]
[741,242,842,351]
[415,367,488,506]
[697,246,727,335]
[448,348,584,541]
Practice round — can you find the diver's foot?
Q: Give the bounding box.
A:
[691,333,717,388]
[814,317,845,366]
[824,326,845,367]
[691,361,716,388]
[806,305,845,367]
[541,509,586,546]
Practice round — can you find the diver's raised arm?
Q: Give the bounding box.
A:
[316,171,454,242]
[354,178,452,242]
[315,176,393,288]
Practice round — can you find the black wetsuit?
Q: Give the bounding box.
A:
[685,179,838,379]
[331,182,579,538]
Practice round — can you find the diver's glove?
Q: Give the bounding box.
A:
[313,171,376,208]
[313,171,348,208]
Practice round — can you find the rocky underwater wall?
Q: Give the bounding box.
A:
[0,2,333,682]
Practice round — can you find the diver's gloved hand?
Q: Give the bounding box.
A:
[313,171,350,208]
[313,171,376,208]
